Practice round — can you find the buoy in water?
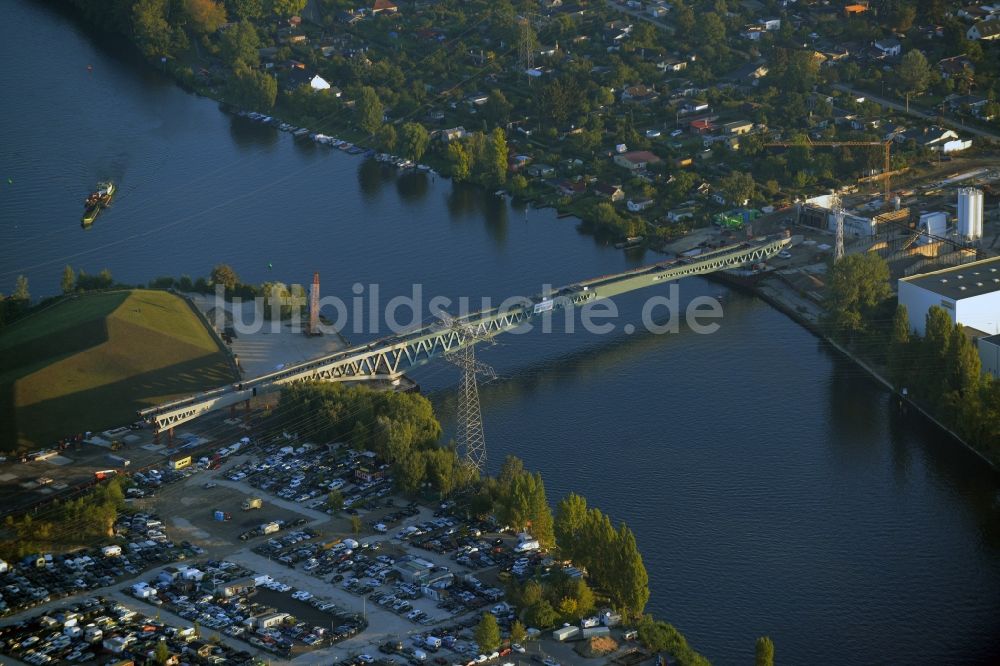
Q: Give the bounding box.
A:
[87,64,93,71]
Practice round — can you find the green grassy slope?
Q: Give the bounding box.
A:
[0,290,236,451]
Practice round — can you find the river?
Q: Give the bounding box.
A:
[1,2,999,664]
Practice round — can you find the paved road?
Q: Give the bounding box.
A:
[831,84,1000,143]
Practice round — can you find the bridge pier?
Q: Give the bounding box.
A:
[230,404,236,418]
[167,427,174,444]
[153,430,159,446]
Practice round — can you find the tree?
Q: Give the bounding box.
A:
[510,620,527,645]
[61,265,76,294]
[376,124,398,152]
[13,275,29,302]
[899,49,931,95]
[132,0,172,58]
[266,0,306,18]
[524,600,558,628]
[610,524,649,618]
[674,1,694,34]
[487,128,508,186]
[221,21,260,69]
[696,12,725,44]
[227,0,262,21]
[327,488,344,513]
[719,171,755,206]
[555,493,588,559]
[358,86,384,135]
[824,253,891,341]
[394,452,426,494]
[227,67,277,110]
[474,613,501,653]
[211,263,240,291]
[448,141,472,181]
[950,324,982,397]
[756,636,775,666]
[887,303,911,389]
[154,639,170,665]
[350,514,362,534]
[484,89,512,128]
[183,0,227,34]
[400,122,430,162]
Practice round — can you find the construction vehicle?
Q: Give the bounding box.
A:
[242,497,263,511]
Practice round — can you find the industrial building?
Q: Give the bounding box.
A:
[898,256,1000,335]
[978,335,1000,378]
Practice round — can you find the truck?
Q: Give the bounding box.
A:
[93,470,118,481]
[243,497,263,511]
[106,454,130,467]
[261,521,280,535]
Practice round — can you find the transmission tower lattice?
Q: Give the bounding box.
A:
[831,191,845,262]
[439,312,497,472]
[517,15,534,75]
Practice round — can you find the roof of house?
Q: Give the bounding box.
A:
[900,257,1000,300]
[875,37,901,49]
[689,119,714,129]
[618,150,661,164]
[981,333,1000,347]
[971,21,1000,37]
[373,0,398,10]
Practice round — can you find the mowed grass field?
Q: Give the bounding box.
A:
[0,290,237,451]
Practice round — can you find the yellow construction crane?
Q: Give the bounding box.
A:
[765,139,894,203]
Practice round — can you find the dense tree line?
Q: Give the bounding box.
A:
[554,492,649,619]
[0,479,126,560]
[886,304,1000,461]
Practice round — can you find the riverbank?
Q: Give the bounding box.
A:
[750,273,999,472]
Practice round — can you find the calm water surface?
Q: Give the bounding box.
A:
[1,2,999,664]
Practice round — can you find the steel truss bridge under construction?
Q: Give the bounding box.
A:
[140,234,790,433]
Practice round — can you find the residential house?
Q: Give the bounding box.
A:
[945,94,987,112]
[723,61,769,84]
[657,57,687,72]
[540,0,563,9]
[873,37,902,57]
[760,17,781,31]
[439,127,467,142]
[666,205,696,222]
[850,117,881,131]
[937,55,974,80]
[338,10,362,24]
[218,576,255,598]
[689,118,716,134]
[627,198,655,212]
[968,22,1000,41]
[621,85,658,103]
[613,151,662,170]
[722,120,754,135]
[844,4,867,17]
[372,0,399,15]
[899,126,971,152]
[466,92,489,106]
[286,66,331,92]
[595,183,625,201]
[557,180,587,197]
[526,163,556,178]
[648,5,668,18]
[741,25,766,41]
[679,100,710,115]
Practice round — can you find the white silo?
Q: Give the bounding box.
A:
[957,187,983,240]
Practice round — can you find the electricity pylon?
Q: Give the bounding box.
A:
[438,312,497,472]
[831,191,845,262]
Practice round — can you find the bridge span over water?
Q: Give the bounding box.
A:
[140,234,790,433]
